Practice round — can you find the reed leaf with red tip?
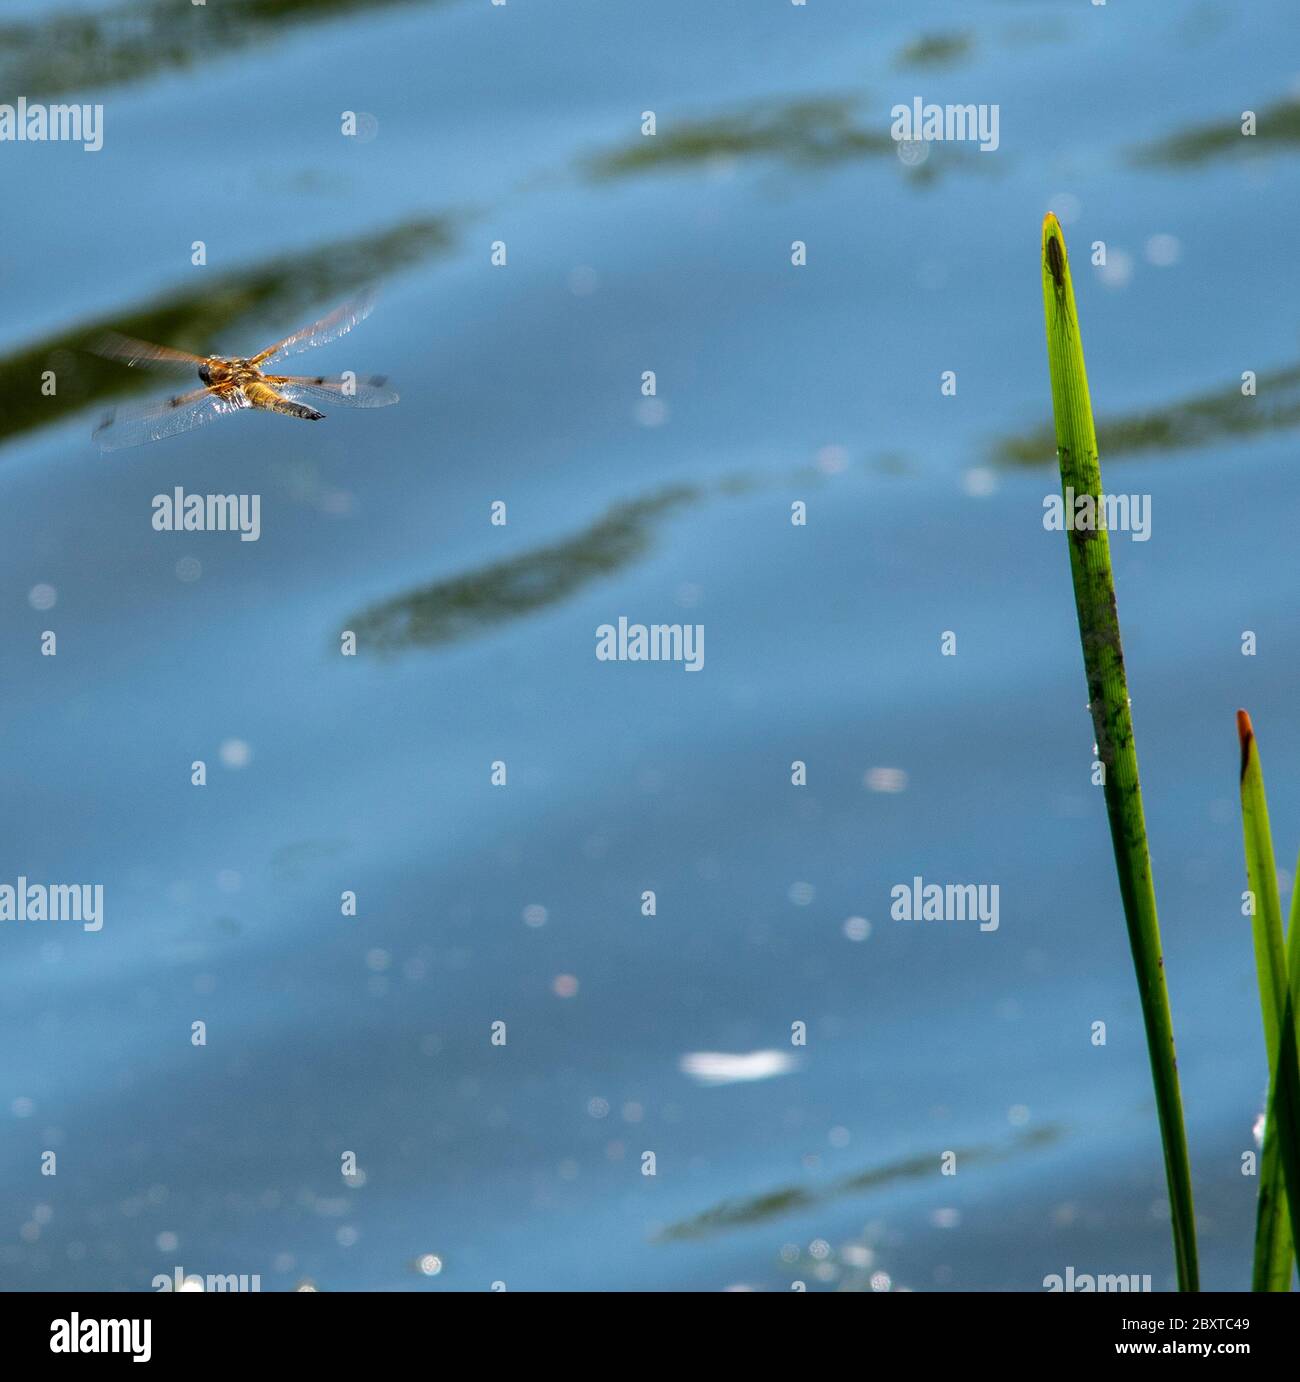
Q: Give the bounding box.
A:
[1237,711,1300,1289]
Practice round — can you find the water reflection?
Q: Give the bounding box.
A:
[347,487,701,653]
[271,839,351,883]
[0,0,449,101]
[994,362,1300,466]
[656,1126,1060,1242]
[894,32,973,69]
[582,95,978,184]
[345,460,859,654]
[1133,98,1300,167]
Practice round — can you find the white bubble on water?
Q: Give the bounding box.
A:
[1145,233,1181,267]
[864,766,908,794]
[219,739,251,769]
[843,915,871,942]
[896,139,929,167]
[1098,248,1134,289]
[962,467,997,498]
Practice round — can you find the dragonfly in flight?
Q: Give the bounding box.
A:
[92,292,398,451]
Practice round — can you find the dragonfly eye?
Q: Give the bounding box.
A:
[198,362,213,385]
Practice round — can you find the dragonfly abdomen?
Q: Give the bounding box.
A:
[242,380,324,421]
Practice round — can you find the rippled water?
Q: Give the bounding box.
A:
[2,0,1298,1291]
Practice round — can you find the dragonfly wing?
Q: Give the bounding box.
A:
[92,332,209,372]
[93,387,247,452]
[252,290,378,365]
[268,374,399,409]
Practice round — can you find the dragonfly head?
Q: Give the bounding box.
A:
[197,357,240,386]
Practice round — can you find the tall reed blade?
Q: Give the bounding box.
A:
[1278,837,1300,1283]
[1039,213,1198,1291]
[1238,711,1300,1288]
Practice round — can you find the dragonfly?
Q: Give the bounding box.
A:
[91,292,398,451]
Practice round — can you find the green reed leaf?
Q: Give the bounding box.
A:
[1040,213,1198,1291]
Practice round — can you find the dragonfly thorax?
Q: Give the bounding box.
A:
[198,358,243,387]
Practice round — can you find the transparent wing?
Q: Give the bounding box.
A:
[92,332,210,372]
[93,387,248,452]
[251,291,378,365]
[266,373,399,409]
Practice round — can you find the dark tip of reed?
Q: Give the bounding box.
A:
[1237,709,1254,782]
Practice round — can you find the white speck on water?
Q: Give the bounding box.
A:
[219,739,251,769]
[679,1050,799,1086]
[1098,248,1134,289]
[865,767,908,794]
[1145,233,1181,267]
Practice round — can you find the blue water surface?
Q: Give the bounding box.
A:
[1,0,1298,1291]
